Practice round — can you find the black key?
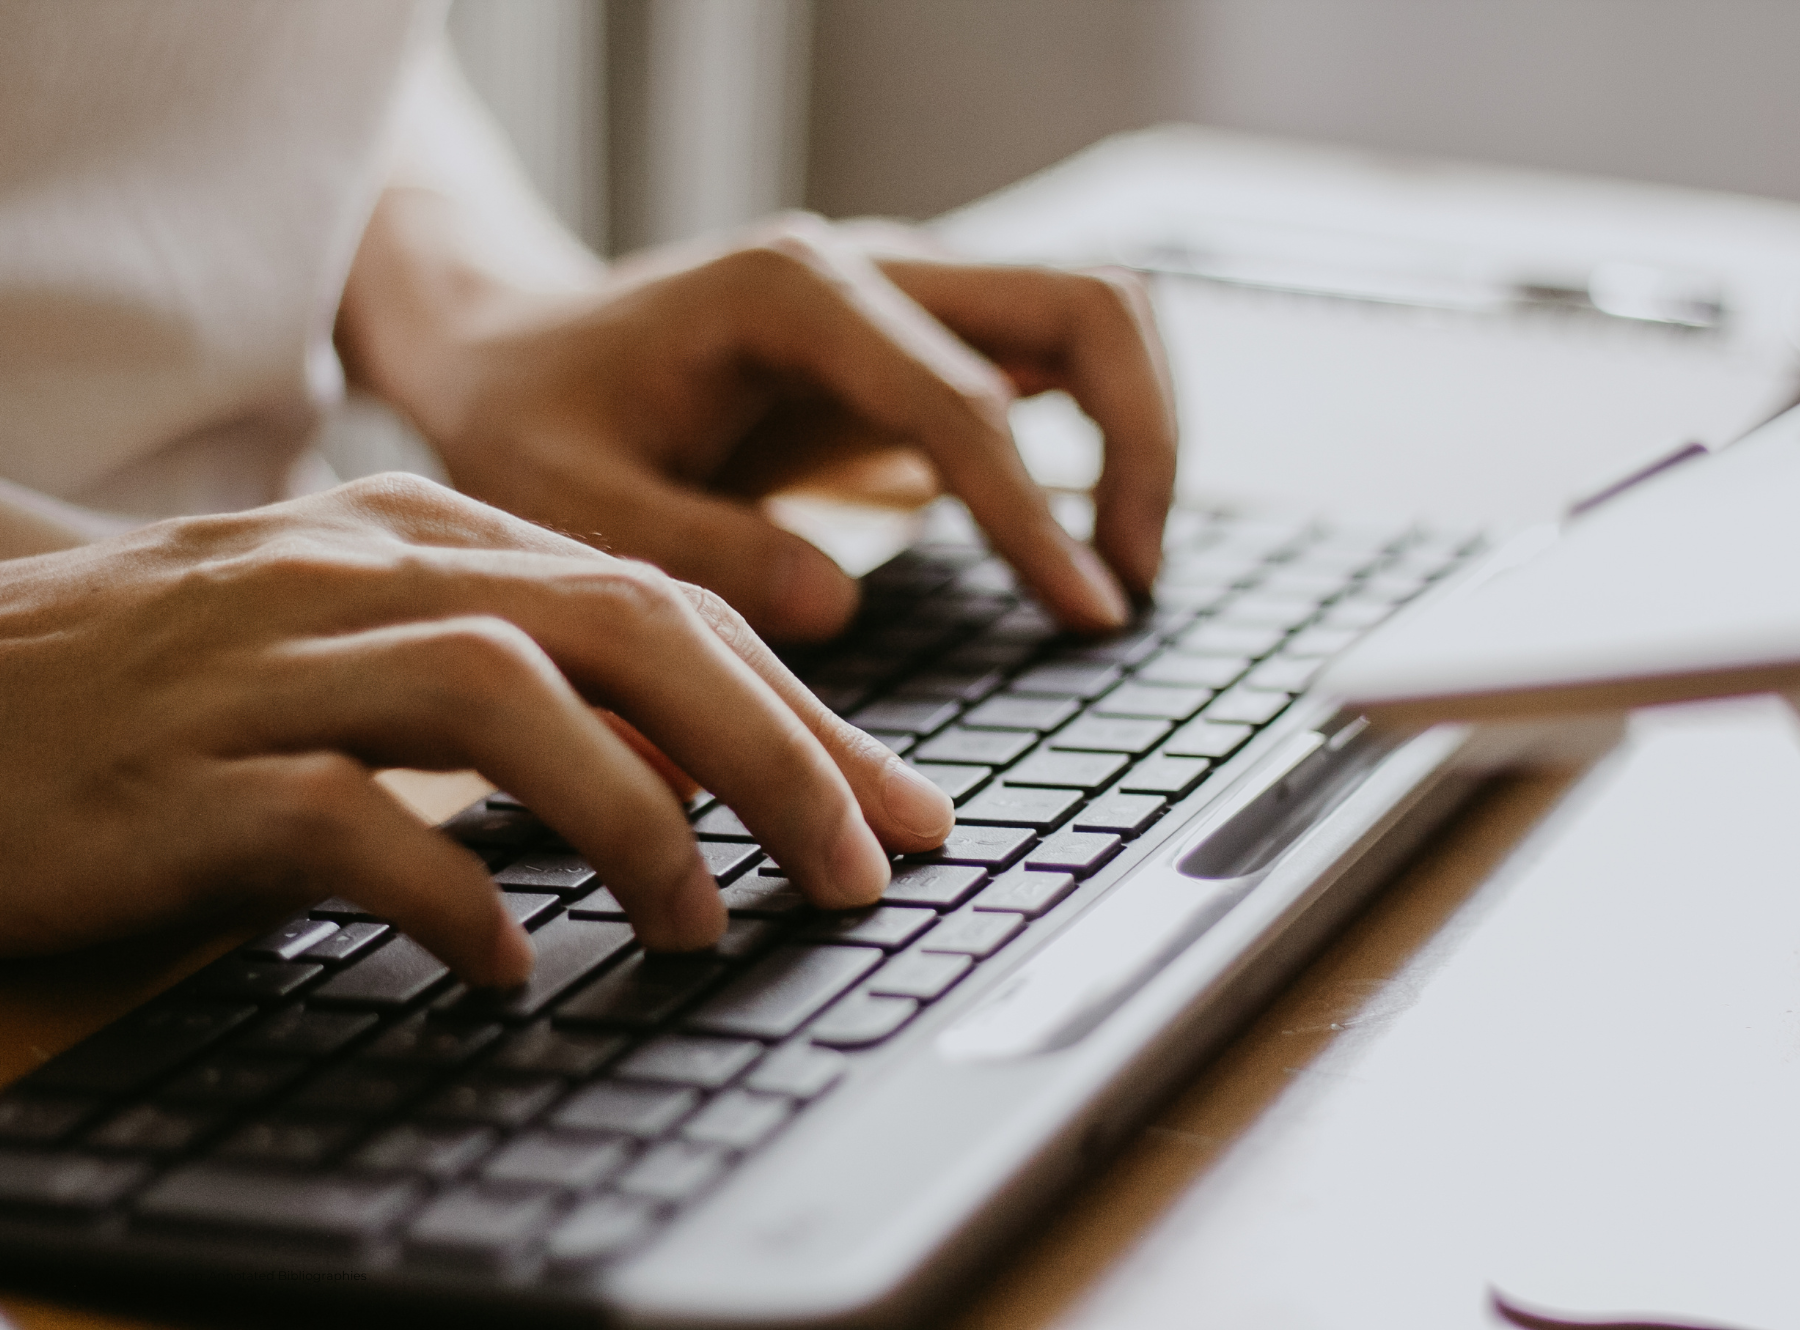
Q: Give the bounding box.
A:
[811,682,870,716]
[136,1166,422,1254]
[28,1001,256,1095]
[1003,748,1130,792]
[907,761,992,803]
[972,869,1076,917]
[808,992,917,1048]
[692,804,754,840]
[406,1184,557,1271]
[1092,682,1208,721]
[441,804,547,848]
[801,907,936,950]
[489,1024,627,1078]
[984,603,1057,641]
[420,1073,563,1127]
[544,1194,660,1273]
[1162,718,1255,759]
[486,790,527,810]
[501,891,561,929]
[911,726,1036,767]
[849,697,961,735]
[617,1140,728,1202]
[246,918,339,961]
[911,823,1035,868]
[309,896,379,921]
[681,1089,793,1150]
[894,667,1006,704]
[918,909,1025,958]
[235,1005,376,1058]
[301,920,389,963]
[684,946,883,1040]
[713,916,784,961]
[440,916,636,1022]
[867,731,914,756]
[88,1104,220,1155]
[554,954,725,1029]
[552,1081,698,1138]
[1026,831,1122,876]
[958,784,1081,832]
[494,851,596,895]
[962,695,1080,732]
[361,1013,502,1066]
[1118,754,1211,798]
[214,1113,360,1167]
[866,951,971,1000]
[0,1150,147,1215]
[1203,686,1292,725]
[613,1034,763,1088]
[743,1043,845,1100]
[699,840,762,883]
[882,862,987,909]
[1048,715,1171,755]
[939,639,1036,673]
[566,888,628,919]
[0,1091,101,1145]
[483,1130,632,1190]
[719,874,807,916]
[185,957,322,1002]
[1008,661,1122,698]
[1134,652,1247,690]
[1048,628,1162,666]
[1174,619,1288,657]
[161,1055,307,1106]
[291,1063,432,1116]
[311,937,450,1008]
[353,1122,494,1178]
[1074,794,1167,837]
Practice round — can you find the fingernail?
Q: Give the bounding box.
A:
[883,760,954,842]
[1070,542,1131,628]
[828,811,891,908]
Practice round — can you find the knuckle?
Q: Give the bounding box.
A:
[342,470,453,511]
[424,616,553,698]
[1072,266,1150,322]
[592,559,688,631]
[683,583,754,651]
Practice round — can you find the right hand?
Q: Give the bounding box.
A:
[0,474,954,985]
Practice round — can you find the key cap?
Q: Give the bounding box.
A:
[882,863,987,909]
[566,887,628,919]
[1162,718,1255,759]
[972,869,1076,917]
[214,1114,360,1167]
[907,761,992,803]
[185,957,322,1003]
[801,907,936,950]
[684,946,883,1040]
[809,992,918,1048]
[419,1073,563,1128]
[1320,599,1393,631]
[867,731,915,756]
[1219,590,1321,629]
[614,1034,761,1088]
[719,873,807,916]
[743,1043,844,1100]
[1027,831,1122,876]
[136,1166,423,1253]
[483,1130,633,1190]
[246,918,339,961]
[1203,686,1291,726]
[984,602,1056,640]
[308,896,378,921]
[692,804,753,839]
[911,824,1035,868]
[1174,620,1287,658]
[1282,624,1362,658]
[552,1081,698,1138]
[619,1140,730,1203]
[1119,754,1211,798]
[489,1024,627,1078]
[500,891,561,929]
[963,695,1080,732]
[1244,655,1322,693]
[1092,683,1208,721]
[441,804,547,848]
[958,785,1082,832]
[1074,793,1166,837]
[1008,661,1122,698]
[681,1089,793,1150]
[439,916,637,1022]
[893,667,1006,704]
[911,726,1036,767]
[1048,628,1162,666]
[234,1006,376,1058]
[353,1122,494,1178]
[1134,652,1247,689]
[0,1092,101,1145]
[940,640,1035,673]
[553,955,725,1029]
[361,1013,502,1066]
[406,1184,557,1271]
[699,840,762,883]
[1002,748,1130,792]
[291,1063,432,1117]
[300,921,389,963]
[544,1194,660,1273]
[704,918,778,964]
[1048,716,1171,755]
[849,697,961,735]
[866,951,972,1000]
[919,909,1025,958]
[311,937,449,1008]
[494,852,596,895]
[0,1150,147,1215]
[29,1001,256,1095]
[88,1104,219,1155]
[160,1055,307,1106]
[811,682,870,716]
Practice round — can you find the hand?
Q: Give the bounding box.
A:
[0,475,953,984]
[338,198,1178,641]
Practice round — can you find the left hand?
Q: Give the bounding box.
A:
[338,198,1178,642]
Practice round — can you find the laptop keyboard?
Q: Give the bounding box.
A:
[0,508,1479,1287]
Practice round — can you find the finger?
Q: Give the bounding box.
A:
[601,711,701,802]
[214,752,535,986]
[676,580,954,852]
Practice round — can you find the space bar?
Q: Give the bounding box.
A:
[136,1166,422,1253]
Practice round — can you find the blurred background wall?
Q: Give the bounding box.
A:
[450,0,1800,255]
